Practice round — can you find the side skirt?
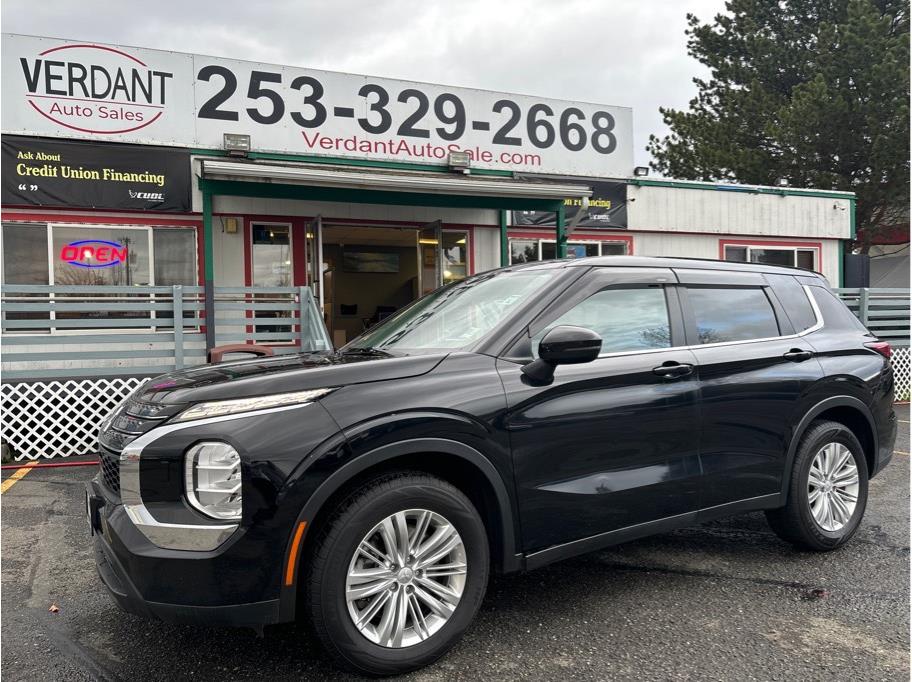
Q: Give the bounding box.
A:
[523,493,783,571]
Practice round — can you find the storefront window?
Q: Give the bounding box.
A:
[541,242,599,260]
[2,223,49,284]
[510,238,628,264]
[510,239,539,264]
[442,231,468,284]
[153,229,197,285]
[1,222,199,333]
[723,244,817,271]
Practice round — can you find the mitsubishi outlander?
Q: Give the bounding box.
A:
[86,256,896,675]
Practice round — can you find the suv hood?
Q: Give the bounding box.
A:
[134,351,448,404]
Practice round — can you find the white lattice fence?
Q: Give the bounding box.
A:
[894,347,911,402]
[1,378,144,460]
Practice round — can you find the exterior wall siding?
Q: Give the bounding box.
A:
[627,185,852,240]
[629,231,842,285]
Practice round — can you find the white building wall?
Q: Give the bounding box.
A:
[627,184,852,240]
[630,231,842,285]
[473,227,502,274]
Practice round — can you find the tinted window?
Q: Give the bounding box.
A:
[535,286,671,354]
[766,274,817,332]
[688,287,780,343]
[810,286,870,332]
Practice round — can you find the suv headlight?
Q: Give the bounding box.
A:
[172,388,334,423]
[185,442,242,520]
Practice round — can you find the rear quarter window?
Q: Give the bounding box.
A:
[766,274,818,332]
[809,286,870,332]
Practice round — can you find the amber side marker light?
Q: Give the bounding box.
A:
[865,341,892,360]
[284,521,308,586]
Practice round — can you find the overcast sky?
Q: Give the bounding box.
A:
[2,0,727,168]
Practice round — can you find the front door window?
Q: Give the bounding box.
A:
[251,223,293,340]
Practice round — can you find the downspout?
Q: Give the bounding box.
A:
[202,188,216,352]
[499,209,509,266]
[555,204,567,258]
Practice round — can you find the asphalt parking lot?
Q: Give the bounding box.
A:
[2,405,909,681]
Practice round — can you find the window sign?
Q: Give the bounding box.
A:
[59,239,128,268]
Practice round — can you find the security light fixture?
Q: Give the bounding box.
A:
[633,166,649,177]
[448,151,471,174]
[223,133,251,156]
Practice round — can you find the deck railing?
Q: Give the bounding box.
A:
[833,288,910,348]
[1,284,330,380]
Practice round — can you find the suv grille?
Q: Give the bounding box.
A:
[97,398,185,495]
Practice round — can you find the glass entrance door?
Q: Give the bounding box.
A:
[251,222,292,340]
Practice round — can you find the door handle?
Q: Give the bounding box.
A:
[652,362,694,379]
[784,348,814,362]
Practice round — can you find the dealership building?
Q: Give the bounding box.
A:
[1,34,859,459]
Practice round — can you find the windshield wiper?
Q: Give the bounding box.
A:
[339,346,393,357]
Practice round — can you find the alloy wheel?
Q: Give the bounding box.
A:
[807,442,860,532]
[345,509,467,648]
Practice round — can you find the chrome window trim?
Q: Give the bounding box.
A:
[119,402,313,551]
[590,283,823,360]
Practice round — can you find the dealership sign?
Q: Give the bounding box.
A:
[1,135,191,211]
[2,34,633,176]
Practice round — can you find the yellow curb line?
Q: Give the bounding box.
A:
[894,450,909,456]
[0,462,38,494]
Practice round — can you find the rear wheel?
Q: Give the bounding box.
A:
[766,420,868,551]
[306,472,489,675]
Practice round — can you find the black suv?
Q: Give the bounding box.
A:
[87,256,896,675]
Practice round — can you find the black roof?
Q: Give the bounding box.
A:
[511,255,826,279]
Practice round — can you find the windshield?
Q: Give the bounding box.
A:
[344,269,557,352]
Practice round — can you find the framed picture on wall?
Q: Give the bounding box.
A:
[343,250,400,273]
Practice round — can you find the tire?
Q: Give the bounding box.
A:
[766,420,868,551]
[305,471,489,676]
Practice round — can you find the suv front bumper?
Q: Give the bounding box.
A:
[87,477,281,628]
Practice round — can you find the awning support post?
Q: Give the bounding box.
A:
[555,204,567,258]
[499,209,509,266]
[202,189,216,353]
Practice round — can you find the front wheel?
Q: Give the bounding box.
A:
[306,472,489,676]
[766,420,869,551]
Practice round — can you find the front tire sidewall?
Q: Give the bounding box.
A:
[314,481,488,675]
[796,425,868,547]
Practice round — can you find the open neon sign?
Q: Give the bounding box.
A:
[60,239,128,268]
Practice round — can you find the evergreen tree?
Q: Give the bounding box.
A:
[648,0,909,252]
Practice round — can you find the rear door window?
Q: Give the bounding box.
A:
[766,274,818,332]
[686,287,780,344]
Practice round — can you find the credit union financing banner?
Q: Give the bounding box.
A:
[2,136,191,211]
[2,34,633,177]
[512,179,627,229]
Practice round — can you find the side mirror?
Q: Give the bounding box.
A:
[521,325,602,384]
